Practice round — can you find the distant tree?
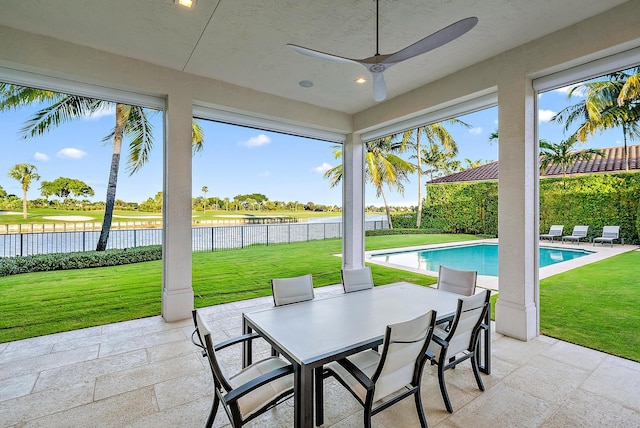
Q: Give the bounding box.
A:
[40,177,94,199]
[324,137,414,228]
[0,184,6,198]
[539,138,604,188]
[421,143,461,181]
[8,163,40,219]
[488,129,499,144]
[140,192,162,212]
[463,158,492,169]
[397,119,469,228]
[201,186,208,213]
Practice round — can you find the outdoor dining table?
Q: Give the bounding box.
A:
[242,281,491,428]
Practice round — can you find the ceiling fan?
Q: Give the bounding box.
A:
[287,1,478,102]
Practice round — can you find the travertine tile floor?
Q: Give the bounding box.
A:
[1,284,639,427]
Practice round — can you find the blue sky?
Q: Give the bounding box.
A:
[0,81,625,208]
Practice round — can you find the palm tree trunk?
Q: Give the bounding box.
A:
[96,104,125,251]
[380,186,393,229]
[623,123,629,172]
[22,187,27,219]
[416,132,422,229]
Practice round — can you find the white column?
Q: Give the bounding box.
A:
[495,75,539,341]
[162,91,194,322]
[342,133,366,269]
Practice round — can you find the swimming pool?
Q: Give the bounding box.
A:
[370,243,593,276]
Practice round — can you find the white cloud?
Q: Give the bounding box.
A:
[84,105,115,120]
[57,148,87,159]
[34,152,50,161]
[238,134,271,148]
[555,84,585,97]
[469,127,482,135]
[538,109,557,122]
[313,162,332,173]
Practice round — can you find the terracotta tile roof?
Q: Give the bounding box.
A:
[427,144,640,184]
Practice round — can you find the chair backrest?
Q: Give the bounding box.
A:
[571,225,589,237]
[271,274,314,306]
[445,289,491,357]
[548,225,563,236]
[601,225,619,238]
[371,310,436,402]
[341,267,374,293]
[437,265,477,297]
[192,310,233,393]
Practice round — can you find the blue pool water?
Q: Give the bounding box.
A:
[370,243,593,276]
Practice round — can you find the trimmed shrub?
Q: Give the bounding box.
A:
[0,245,162,277]
[365,228,445,236]
[410,172,640,244]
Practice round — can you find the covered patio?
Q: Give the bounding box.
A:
[1,0,640,426]
[2,286,639,426]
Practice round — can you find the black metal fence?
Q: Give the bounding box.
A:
[0,220,388,257]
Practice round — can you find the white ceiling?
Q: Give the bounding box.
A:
[0,0,630,114]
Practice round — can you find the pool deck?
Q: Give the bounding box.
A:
[365,239,638,291]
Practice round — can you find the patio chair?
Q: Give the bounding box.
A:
[271,273,314,306]
[437,265,477,297]
[540,225,564,242]
[318,310,437,428]
[593,226,623,247]
[436,265,478,330]
[561,225,589,245]
[191,310,294,428]
[342,266,374,293]
[428,289,491,413]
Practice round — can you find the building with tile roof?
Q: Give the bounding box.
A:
[427,144,640,184]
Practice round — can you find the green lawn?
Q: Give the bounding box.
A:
[0,234,478,342]
[1,233,638,364]
[539,250,640,362]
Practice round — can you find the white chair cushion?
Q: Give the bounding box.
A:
[325,349,380,403]
[229,357,294,419]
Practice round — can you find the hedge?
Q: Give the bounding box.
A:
[0,245,162,277]
[394,173,640,244]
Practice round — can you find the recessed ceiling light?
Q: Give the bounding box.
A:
[299,80,314,88]
[175,0,195,8]
[355,77,367,84]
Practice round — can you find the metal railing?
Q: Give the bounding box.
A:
[0,220,388,257]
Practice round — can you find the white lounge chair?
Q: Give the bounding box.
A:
[593,226,623,247]
[561,225,589,245]
[540,225,564,242]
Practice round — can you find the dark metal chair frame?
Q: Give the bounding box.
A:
[317,311,437,428]
[191,310,294,428]
[429,289,491,413]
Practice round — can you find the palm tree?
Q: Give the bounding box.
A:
[201,185,208,213]
[397,120,469,228]
[421,143,461,181]
[0,83,204,250]
[539,138,604,185]
[324,137,414,228]
[8,163,40,219]
[552,67,640,171]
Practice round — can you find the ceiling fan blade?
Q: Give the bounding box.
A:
[372,72,387,102]
[287,44,359,65]
[383,17,478,64]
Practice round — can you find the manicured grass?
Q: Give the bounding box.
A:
[0,208,345,225]
[0,234,476,342]
[539,250,640,362]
